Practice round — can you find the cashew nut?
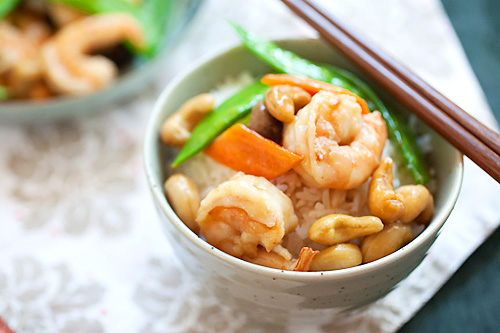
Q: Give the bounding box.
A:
[160,93,215,147]
[368,157,405,223]
[164,173,200,233]
[283,85,312,110]
[308,214,384,245]
[396,185,434,224]
[360,222,413,263]
[264,85,311,123]
[310,243,362,271]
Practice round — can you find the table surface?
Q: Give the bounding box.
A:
[401,0,500,331]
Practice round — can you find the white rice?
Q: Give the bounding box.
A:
[210,71,255,106]
[273,170,372,255]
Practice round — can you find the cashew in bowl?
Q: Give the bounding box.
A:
[160,93,215,146]
[368,157,405,223]
[308,214,384,245]
[264,85,311,123]
[396,185,434,224]
[360,222,413,263]
[310,243,363,271]
[164,173,200,233]
[369,157,434,225]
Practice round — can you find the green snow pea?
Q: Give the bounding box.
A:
[0,0,21,19]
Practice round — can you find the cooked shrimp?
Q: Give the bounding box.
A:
[243,246,319,271]
[9,9,51,45]
[41,13,145,95]
[0,21,26,75]
[196,173,298,259]
[0,15,50,98]
[283,90,387,189]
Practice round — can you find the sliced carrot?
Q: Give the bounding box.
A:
[204,123,303,180]
[261,74,370,114]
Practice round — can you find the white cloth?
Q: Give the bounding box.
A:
[1,0,499,332]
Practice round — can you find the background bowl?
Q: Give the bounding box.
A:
[0,0,202,123]
[144,38,463,325]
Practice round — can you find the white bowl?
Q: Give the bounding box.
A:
[144,38,463,325]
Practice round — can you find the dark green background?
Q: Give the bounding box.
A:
[400,0,500,331]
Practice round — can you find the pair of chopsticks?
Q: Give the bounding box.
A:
[280,0,500,183]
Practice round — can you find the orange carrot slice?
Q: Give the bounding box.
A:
[204,123,303,180]
[261,74,370,114]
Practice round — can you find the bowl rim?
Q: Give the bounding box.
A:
[144,38,464,281]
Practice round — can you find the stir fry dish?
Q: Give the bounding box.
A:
[0,0,172,100]
[159,24,434,272]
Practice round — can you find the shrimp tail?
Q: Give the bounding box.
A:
[292,247,319,272]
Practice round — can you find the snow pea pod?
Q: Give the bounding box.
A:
[172,81,268,167]
[232,22,429,184]
[230,22,360,94]
[0,0,21,19]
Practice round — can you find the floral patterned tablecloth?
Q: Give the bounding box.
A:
[1,0,499,332]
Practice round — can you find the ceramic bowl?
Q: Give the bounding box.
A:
[0,0,202,123]
[144,38,463,325]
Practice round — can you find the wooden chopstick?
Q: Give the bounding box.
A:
[280,0,500,183]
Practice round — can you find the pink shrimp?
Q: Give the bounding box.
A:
[283,90,387,190]
[41,13,145,95]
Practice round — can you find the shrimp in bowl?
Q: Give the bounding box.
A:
[283,89,387,190]
[41,13,146,96]
[194,172,318,271]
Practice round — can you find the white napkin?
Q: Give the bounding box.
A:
[1,0,499,332]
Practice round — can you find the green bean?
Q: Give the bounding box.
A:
[0,0,21,19]
[172,81,268,167]
[136,0,173,57]
[232,22,429,184]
